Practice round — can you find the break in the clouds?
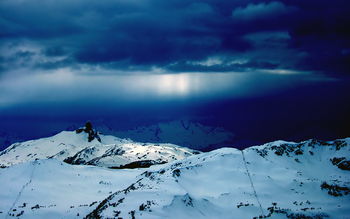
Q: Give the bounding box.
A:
[0,0,349,75]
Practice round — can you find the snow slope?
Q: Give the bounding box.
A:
[0,159,143,218]
[87,138,350,219]
[1,137,349,218]
[0,131,199,168]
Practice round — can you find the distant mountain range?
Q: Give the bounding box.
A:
[0,130,349,218]
[98,120,235,151]
[0,120,234,152]
[0,131,21,151]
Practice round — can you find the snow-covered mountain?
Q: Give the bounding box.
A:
[0,131,199,168]
[0,136,349,218]
[87,138,350,219]
[109,120,234,151]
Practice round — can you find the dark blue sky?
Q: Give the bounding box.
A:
[0,0,349,149]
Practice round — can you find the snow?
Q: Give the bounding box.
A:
[88,138,350,219]
[0,159,143,218]
[1,135,350,218]
[0,131,199,168]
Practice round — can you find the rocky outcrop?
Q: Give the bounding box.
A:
[75,122,101,142]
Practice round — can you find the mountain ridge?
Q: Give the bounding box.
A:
[87,137,350,219]
[0,134,349,218]
[104,120,235,151]
[0,130,199,168]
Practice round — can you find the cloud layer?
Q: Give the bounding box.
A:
[0,0,349,75]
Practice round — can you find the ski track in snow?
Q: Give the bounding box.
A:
[5,160,37,219]
[241,150,264,216]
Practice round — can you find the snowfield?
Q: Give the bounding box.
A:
[0,133,349,219]
[0,159,143,218]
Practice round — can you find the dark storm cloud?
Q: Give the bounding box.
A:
[0,0,349,75]
[232,1,296,21]
[287,0,350,75]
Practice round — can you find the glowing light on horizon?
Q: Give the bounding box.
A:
[156,74,190,96]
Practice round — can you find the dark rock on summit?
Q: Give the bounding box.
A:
[75,122,101,143]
